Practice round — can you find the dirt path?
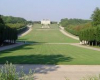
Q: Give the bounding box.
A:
[33,65,100,80]
[59,26,79,40]
[0,64,99,80]
[18,25,32,37]
[0,42,24,51]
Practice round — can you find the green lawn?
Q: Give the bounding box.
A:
[0,24,100,65]
[19,24,79,43]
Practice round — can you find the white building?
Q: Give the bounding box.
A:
[41,19,51,25]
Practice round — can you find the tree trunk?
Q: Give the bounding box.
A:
[92,42,93,46]
[96,41,98,46]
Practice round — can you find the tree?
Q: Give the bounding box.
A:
[0,15,4,24]
[96,26,100,43]
[91,7,100,26]
[0,15,18,45]
[0,15,5,45]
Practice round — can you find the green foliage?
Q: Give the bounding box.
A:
[79,7,100,45]
[17,26,28,35]
[33,21,41,24]
[6,23,26,29]
[60,18,91,36]
[0,62,34,80]
[60,18,91,27]
[0,15,4,24]
[51,21,57,24]
[5,23,28,35]
[0,15,32,45]
[96,25,100,42]
[60,18,69,27]
[61,7,100,46]
[1,15,33,30]
[1,15,27,24]
[91,7,100,26]
[0,16,18,45]
[79,25,100,46]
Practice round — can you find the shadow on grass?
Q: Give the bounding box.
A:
[17,39,46,44]
[0,41,45,56]
[0,40,73,64]
[0,54,73,64]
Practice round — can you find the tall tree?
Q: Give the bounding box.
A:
[91,7,100,26]
[0,15,18,45]
[0,15,4,24]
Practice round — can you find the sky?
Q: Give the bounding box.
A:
[0,0,100,21]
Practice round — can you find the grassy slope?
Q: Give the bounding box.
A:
[0,24,100,64]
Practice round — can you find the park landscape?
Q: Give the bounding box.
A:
[1,24,100,65]
[1,0,100,80]
[1,15,100,80]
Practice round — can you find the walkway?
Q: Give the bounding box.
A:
[0,64,99,80]
[0,42,24,51]
[33,65,100,80]
[18,25,32,37]
[59,26,79,40]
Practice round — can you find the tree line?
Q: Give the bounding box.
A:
[0,15,18,46]
[60,7,100,46]
[60,18,91,36]
[1,15,33,35]
[79,7,100,46]
[60,18,91,27]
[0,15,33,46]
[1,15,33,32]
[1,15,33,24]
[79,26,100,46]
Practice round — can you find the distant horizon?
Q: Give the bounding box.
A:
[0,0,100,21]
[1,14,92,22]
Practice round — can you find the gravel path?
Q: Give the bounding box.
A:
[0,64,100,80]
[33,65,100,80]
[18,25,32,37]
[59,26,79,40]
[0,42,24,51]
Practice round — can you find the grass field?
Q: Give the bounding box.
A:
[0,24,100,65]
[19,24,79,43]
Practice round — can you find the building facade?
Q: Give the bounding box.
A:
[41,19,50,25]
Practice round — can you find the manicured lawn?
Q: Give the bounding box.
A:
[0,24,100,64]
[0,44,100,64]
[19,24,79,43]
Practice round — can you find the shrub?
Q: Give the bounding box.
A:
[0,62,34,80]
[81,75,100,80]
